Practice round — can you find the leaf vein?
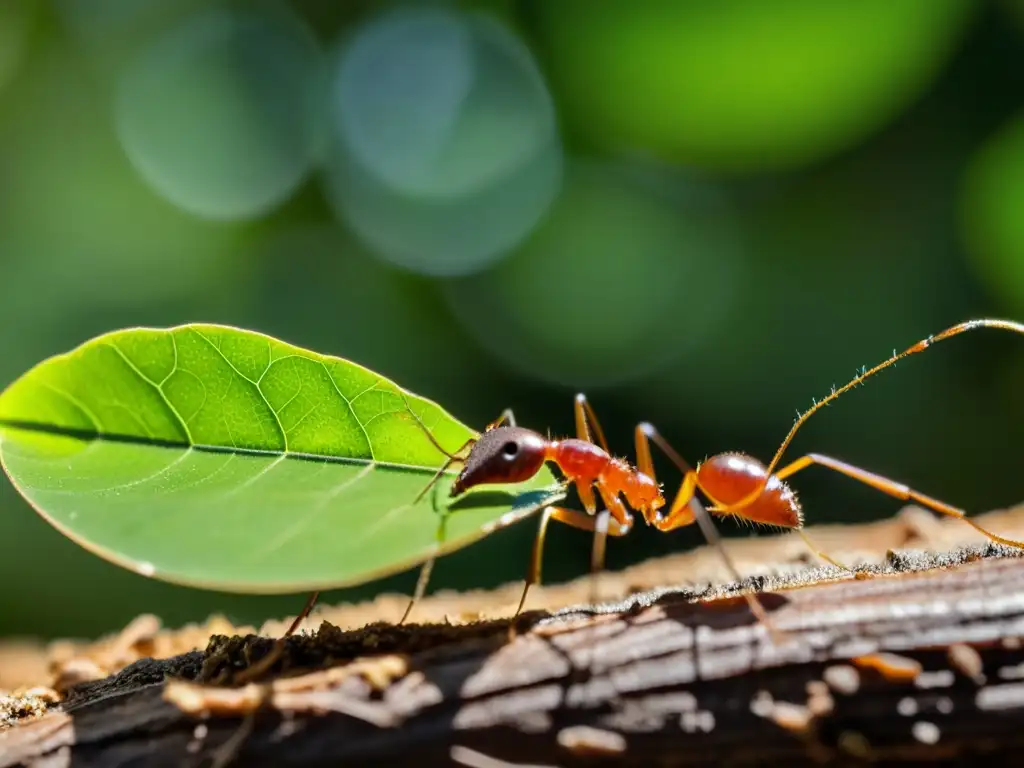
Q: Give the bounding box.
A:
[190,328,288,452]
[37,381,101,433]
[104,342,193,444]
[318,361,374,462]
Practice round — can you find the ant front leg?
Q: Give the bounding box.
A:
[517,505,632,616]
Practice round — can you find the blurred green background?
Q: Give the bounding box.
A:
[2,0,1024,642]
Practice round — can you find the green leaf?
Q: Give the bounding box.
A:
[0,324,565,593]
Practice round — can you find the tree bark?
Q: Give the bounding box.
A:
[4,506,1024,766]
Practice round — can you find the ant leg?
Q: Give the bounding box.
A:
[399,512,453,625]
[410,403,522,505]
[634,423,708,529]
[485,408,517,431]
[401,391,480,503]
[572,394,617,601]
[591,485,635,603]
[636,423,780,639]
[284,591,320,637]
[571,476,615,602]
[398,557,435,625]
[574,393,611,453]
[414,438,475,504]
[233,587,323,683]
[775,453,1024,550]
[517,505,631,616]
[231,591,320,684]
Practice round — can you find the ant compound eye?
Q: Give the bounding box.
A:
[501,441,519,459]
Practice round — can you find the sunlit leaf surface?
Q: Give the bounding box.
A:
[0,325,564,593]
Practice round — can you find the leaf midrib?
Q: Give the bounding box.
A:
[0,420,462,474]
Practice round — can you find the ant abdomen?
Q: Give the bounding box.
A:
[699,453,803,529]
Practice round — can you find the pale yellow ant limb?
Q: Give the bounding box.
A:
[772,453,1024,550]
[398,556,435,625]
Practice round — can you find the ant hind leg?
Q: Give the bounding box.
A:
[775,452,1024,561]
[635,423,781,640]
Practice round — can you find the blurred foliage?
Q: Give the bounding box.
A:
[0,0,1022,641]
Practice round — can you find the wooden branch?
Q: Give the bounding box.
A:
[5,505,1024,766]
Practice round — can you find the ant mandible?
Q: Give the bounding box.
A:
[404,318,1024,627]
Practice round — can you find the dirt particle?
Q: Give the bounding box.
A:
[0,686,61,727]
[557,725,627,755]
[164,680,266,716]
[807,687,834,718]
[750,690,774,718]
[823,664,860,694]
[912,720,940,745]
[852,653,922,682]
[897,697,918,716]
[998,662,1024,681]
[976,682,1024,711]
[680,710,716,733]
[805,680,829,698]
[915,670,955,689]
[948,643,985,683]
[769,701,813,733]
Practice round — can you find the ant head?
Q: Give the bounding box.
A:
[451,426,549,497]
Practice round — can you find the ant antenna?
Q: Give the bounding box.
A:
[397,389,476,503]
[710,319,1024,516]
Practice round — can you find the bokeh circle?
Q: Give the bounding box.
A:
[114,4,325,221]
[323,6,562,277]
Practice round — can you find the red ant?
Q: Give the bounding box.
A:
[279,318,1024,646]
[398,318,1024,631]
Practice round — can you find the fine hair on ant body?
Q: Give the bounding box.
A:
[275,318,1024,650]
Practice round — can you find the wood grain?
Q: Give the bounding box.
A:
[3,502,1024,766]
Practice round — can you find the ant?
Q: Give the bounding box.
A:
[396,318,1024,632]
[278,318,1024,647]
